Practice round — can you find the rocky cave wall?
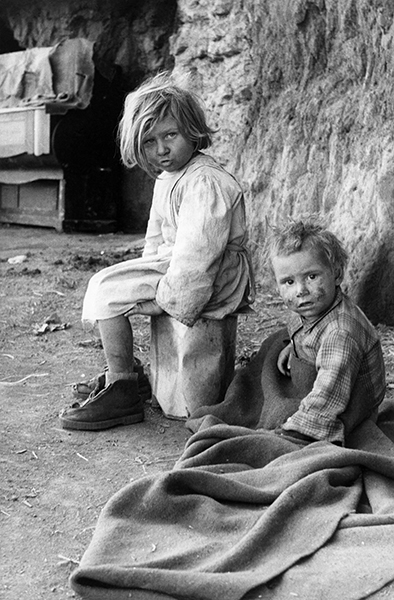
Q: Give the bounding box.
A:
[171,0,394,325]
[171,0,394,324]
[1,0,394,324]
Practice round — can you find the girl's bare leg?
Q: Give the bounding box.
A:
[98,315,135,384]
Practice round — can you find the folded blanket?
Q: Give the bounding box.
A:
[69,330,394,600]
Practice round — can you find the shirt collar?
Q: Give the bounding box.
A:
[288,287,344,337]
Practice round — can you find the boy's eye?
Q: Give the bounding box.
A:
[308,273,317,280]
[285,279,294,286]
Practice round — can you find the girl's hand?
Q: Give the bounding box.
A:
[125,300,164,317]
[277,343,292,376]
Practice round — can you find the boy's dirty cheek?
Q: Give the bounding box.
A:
[314,285,326,300]
[284,296,296,309]
[278,288,293,308]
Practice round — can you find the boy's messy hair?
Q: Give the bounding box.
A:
[268,219,349,282]
[118,71,215,178]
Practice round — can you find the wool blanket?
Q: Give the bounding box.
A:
[70,330,394,600]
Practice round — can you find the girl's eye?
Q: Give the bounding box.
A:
[285,279,294,286]
[143,139,155,146]
[165,131,177,139]
[308,274,317,280]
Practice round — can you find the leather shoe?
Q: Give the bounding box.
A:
[71,358,151,402]
[59,376,143,431]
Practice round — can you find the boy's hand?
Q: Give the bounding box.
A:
[275,426,316,444]
[277,342,292,376]
[125,300,164,317]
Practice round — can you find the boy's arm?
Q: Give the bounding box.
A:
[281,330,363,443]
[155,171,236,325]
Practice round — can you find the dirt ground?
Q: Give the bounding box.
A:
[1,222,394,600]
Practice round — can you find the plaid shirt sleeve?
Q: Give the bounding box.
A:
[282,329,363,443]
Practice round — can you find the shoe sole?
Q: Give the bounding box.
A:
[59,412,144,431]
[73,377,151,402]
[73,387,151,403]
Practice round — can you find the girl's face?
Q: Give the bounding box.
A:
[271,247,340,323]
[143,114,195,173]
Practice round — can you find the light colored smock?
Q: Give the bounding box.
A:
[82,153,254,327]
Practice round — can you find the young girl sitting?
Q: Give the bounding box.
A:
[59,71,254,431]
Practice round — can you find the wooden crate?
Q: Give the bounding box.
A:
[0,171,65,231]
[0,106,51,158]
[0,106,65,230]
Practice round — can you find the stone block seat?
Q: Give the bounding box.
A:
[149,307,254,420]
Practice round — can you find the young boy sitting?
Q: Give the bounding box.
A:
[269,220,386,446]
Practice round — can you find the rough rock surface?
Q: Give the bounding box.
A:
[171,0,394,325]
[1,0,394,323]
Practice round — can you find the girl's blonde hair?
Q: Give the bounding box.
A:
[268,220,349,283]
[118,71,215,178]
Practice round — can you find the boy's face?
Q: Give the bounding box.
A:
[143,115,195,173]
[272,247,340,323]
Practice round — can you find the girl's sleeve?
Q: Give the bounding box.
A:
[142,199,164,258]
[155,169,237,325]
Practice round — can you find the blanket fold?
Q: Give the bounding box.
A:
[70,330,394,600]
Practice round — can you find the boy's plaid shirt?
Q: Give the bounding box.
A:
[282,288,386,444]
